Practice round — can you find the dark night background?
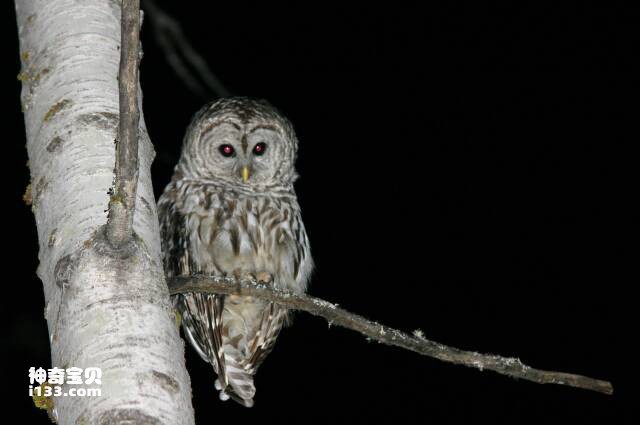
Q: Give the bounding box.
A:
[1,2,632,424]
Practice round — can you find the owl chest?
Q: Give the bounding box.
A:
[184,195,295,274]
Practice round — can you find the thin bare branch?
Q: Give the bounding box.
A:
[142,0,231,99]
[106,0,141,247]
[169,275,613,396]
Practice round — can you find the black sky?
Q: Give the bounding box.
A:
[2,1,632,424]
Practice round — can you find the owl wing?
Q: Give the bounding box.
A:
[157,183,193,279]
[158,186,229,386]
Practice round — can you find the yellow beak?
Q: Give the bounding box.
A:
[241,166,250,183]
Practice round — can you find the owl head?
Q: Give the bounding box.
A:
[176,97,299,188]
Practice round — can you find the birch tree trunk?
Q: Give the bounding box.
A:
[16,1,194,423]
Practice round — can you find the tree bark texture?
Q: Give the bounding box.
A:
[16,1,195,423]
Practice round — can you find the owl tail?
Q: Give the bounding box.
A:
[216,349,256,407]
[216,302,287,408]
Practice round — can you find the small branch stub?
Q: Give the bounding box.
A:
[106,0,141,247]
[169,275,613,396]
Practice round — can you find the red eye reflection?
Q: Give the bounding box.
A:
[253,142,267,156]
[219,144,235,157]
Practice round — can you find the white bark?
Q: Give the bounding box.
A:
[16,1,194,423]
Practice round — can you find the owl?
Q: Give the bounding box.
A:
[158,97,313,407]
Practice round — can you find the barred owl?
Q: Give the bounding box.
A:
[158,97,313,407]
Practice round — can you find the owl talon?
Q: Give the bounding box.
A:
[256,271,273,285]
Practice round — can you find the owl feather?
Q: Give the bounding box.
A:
[158,97,313,407]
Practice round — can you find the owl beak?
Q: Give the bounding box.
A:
[241,166,250,183]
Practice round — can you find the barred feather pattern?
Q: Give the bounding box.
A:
[158,98,313,407]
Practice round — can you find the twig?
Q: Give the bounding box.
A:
[142,0,231,99]
[106,0,141,247]
[169,275,614,396]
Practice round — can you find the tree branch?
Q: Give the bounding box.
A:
[142,0,231,99]
[169,275,613,396]
[106,0,141,247]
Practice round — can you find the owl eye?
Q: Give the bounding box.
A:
[219,144,235,157]
[253,142,267,156]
